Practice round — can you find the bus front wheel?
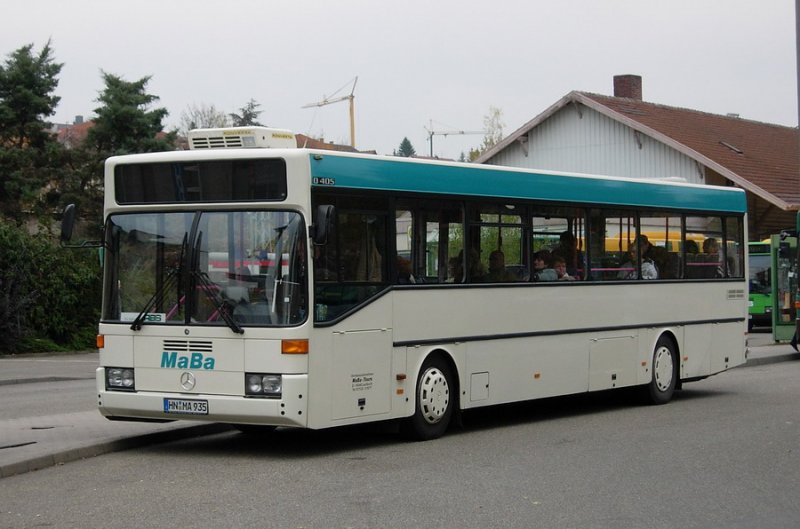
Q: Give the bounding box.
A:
[401,356,455,441]
[644,336,678,405]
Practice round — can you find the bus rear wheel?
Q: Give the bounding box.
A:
[644,336,677,405]
[401,356,455,441]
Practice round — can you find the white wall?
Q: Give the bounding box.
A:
[487,105,704,184]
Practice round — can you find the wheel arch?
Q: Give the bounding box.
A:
[410,347,462,410]
[417,347,461,404]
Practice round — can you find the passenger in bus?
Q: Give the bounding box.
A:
[553,231,583,279]
[451,249,485,283]
[533,250,558,281]
[553,256,576,281]
[466,249,485,282]
[703,237,725,277]
[703,237,719,255]
[618,235,658,280]
[647,244,671,279]
[485,250,517,282]
[448,255,461,282]
[396,256,415,284]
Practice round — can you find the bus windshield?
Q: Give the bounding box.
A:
[748,253,771,295]
[102,210,308,328]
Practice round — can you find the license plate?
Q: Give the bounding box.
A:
[163,398,208,415]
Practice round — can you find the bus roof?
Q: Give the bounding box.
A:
[103,148,747,215]
[309,153,747,214]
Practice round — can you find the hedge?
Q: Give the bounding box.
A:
[0,219,101,354]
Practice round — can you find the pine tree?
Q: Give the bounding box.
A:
[0,40,62,148]
[87,72,176,155]
[397,137,416,157]
[230,99,264,126]
[0,41,65,222]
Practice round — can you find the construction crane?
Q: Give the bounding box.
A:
[302,76,358,148]
[424,120,484,158]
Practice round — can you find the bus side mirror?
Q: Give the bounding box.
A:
[60,204,76,244]
[59,203,104,249]
[311,205,335,245]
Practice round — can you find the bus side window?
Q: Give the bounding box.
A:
[396,202,463,284]
[338,213,386,283]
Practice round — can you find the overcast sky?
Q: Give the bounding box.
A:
[3,0,797,159]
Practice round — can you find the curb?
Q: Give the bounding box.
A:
[744,352,799,367]
[0,423,232,479]
[0,376,93,387]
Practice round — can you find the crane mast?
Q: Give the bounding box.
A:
[302,77,358,148]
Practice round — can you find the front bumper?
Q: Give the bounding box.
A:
[97,370,309,427]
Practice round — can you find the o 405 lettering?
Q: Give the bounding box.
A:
[312,177,335,186]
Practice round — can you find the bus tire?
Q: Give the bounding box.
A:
[644,336,678,405]
[401,356,455,441]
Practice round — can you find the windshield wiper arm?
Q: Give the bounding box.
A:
[188,230,243,334]
[130,233,188,331]
[192,269,244,334]
[130,268,180,331]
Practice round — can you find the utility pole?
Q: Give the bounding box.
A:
[302,77,358,148]
[424,120,484,158]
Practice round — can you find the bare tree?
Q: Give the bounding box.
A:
[178,103,230,135]
[468,106,505,161]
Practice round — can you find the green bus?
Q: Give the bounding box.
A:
[748,241,771,331]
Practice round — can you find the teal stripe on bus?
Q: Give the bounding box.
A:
[309,154,747,213]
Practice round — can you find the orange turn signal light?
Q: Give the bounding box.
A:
[281,339,309,354]
[96,334,105,349]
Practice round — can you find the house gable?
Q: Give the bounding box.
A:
[480,90,799,214]
[487,99,703,185]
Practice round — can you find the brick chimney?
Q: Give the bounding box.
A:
[613,74,642,100]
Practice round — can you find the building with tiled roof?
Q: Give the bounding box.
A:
[295,133,361,153]
[477,75,799,239]
[53,116,93,148]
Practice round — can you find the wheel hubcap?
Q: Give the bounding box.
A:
[653,346,674,392]
[419,367,450,424]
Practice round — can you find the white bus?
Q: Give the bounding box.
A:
[62,126,748,440]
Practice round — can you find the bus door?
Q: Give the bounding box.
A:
[770,234,798,342]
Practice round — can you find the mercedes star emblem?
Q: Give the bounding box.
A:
[180,372,196,391]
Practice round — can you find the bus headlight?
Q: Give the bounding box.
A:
[106,367,135,391]
[245,373,282,398]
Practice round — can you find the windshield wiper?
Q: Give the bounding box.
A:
[190,231,244,335]
[192,268,244,334]
[130,233,188,331]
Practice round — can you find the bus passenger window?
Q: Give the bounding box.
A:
[685,216,724,279]
[531,207,585,281]
[338,213,385,282]
[395,202,463,284]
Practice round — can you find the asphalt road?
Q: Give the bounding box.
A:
[1,354,798,529]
